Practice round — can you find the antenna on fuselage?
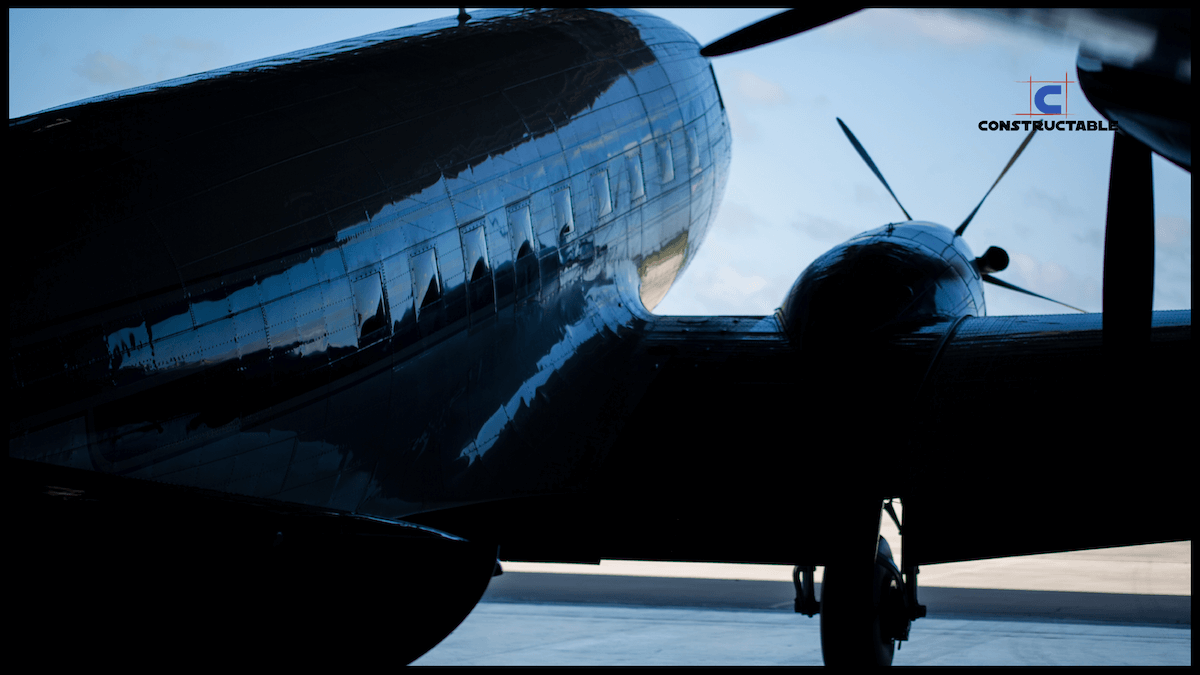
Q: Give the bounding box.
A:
[458,7,471,26]
[836,118,913,221]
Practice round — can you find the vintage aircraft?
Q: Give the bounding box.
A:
[9,8,1190,666]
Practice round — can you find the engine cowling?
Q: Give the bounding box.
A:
[778,221,984,351]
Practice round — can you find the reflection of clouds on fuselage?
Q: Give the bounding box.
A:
[96,9,659,379]
[461,285,621,465]
[16,9,732,518]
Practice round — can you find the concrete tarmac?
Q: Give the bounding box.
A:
[414,541,1190,666]
[414,603,1190,666]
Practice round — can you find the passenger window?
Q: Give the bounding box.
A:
[687,128,701,173]
[629,153,645,200]
[409,247,441,316]
[351,271,388,343]
[461,221,490,282]
[507,201,535,259]
[660,138,675,184]
[592,169,612,217]
[552,185,574,238]
[461,220,495,316]
[508,200,539,301]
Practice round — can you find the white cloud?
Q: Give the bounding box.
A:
[724,101,758,143]
[1007,251,1099,311]
[791,213,858,243]
[823,8,1060,54]
[73,51,143,87]
[1024,185,1086,222]
[715,201,769,234]
[730,69,789,106]
[713,264,769,296]
[854,182,891,209]
[1154,215,1191,310]
[1157,215,1190,249]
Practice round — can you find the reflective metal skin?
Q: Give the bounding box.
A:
[12,9,729,519]
[778,221,983,350]
[8,7,1191,667]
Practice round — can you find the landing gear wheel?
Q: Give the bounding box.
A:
[819,538,905,666]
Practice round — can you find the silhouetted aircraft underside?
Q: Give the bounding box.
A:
[9,8,1189,667]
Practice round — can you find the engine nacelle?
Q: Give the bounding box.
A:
[778,221,985,351]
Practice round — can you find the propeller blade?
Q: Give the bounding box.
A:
[981,273,1086,313]
[1102,131,1155,350]
[955,127,1037,237]
[700,9,862,57]
[837,117,913,221]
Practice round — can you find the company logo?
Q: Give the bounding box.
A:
[977,71,1116,132]
[1019,73,1074,117]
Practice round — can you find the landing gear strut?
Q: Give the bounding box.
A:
[792,500,925,665]
[820,535,909,665]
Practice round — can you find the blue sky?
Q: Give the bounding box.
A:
[9,8,1190,317]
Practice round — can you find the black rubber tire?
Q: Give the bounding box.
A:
[819,555,896,666]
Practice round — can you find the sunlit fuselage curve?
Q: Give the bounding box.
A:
[9,9,731,523]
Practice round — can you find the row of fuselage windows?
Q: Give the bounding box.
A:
[120,124,703,364]
[409,136,689,317]
[102,127,700,365]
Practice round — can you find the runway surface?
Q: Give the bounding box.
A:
[414,541,1190,666]
[415,603,1189,666]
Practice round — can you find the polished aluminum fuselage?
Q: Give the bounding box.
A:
[10,9,730,521]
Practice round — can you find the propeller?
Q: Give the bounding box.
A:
[703,9,1103,317]
[837,118,912,221]
[1102,131,1155,350]
[836,118,1085,313]
[980,272,1086,313]
[956,128,1037,237]
[700,9,863,57]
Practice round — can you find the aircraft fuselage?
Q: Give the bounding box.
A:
[10,9,729,522]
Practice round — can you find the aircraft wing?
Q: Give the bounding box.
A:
[893,310,1190,564]
[403,308,1189,567]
